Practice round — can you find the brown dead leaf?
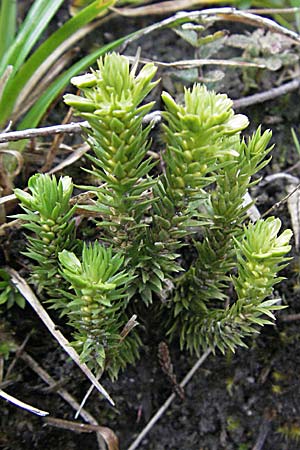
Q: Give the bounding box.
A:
[113,0,223,17]
[287,182,300,251]
[45,417,119,450]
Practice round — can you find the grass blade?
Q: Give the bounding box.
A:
[291,0,300,32]
[14,20,103,115]
[14,8,196,143]
[14,49,79,121]
[0,0,114,127]
[0,0,17,61]
[16,34,132,135]
[0,65,13,105]
[16,8,192,137]
[0,0,64,76]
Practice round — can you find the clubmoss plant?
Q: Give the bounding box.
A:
[0,269,25,310]
[14,52,292,378]
[65,53,161,304]
[58,243,139,379]
[14,174,76,305]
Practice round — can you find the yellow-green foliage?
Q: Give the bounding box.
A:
[14,53,292,378]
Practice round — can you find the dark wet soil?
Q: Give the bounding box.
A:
[2,4,300,450]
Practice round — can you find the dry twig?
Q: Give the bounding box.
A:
[127,348,211,450]
[0,74,298,146]
[44,417,119,450]
[0,111,161,144]
[249,7,300,15]
[251,411,274,450]
[0,121,89,143]
[20,351,110,450]
[0,388,49,416]
[121,8,300,48]
[4,333,32,380]
[280,313,300,322]
[7,268,115,406]
[41,107,74,172]
[20,351,97,423]
[233,79,300,110]
[262,182,300,218]
[112,0,225,17]
[127,55,266,69]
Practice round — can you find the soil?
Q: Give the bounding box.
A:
[1,4,300,450]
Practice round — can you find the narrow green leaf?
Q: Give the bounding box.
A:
[0,65,13,104]
[15,32,137,147]
[1,0,114,125]
[0,288,10,305]
[255,307,276,321]
[15,294,26,309]
[0,0,64,76]
[0,0,17,60]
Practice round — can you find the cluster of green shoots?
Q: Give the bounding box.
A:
[14,53,292,379]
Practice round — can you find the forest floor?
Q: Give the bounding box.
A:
[1,4,300,450]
